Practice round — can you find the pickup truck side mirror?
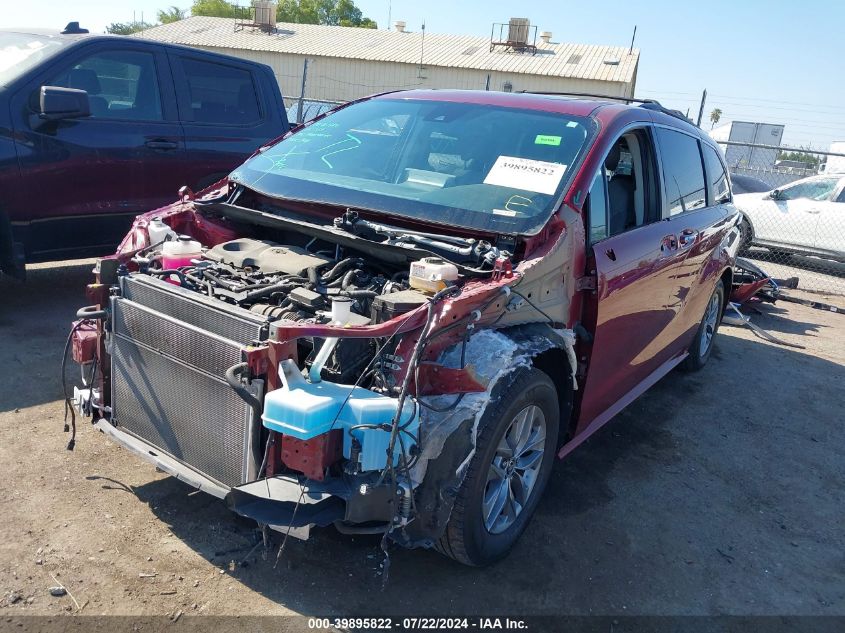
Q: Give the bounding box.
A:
[39,86,90,121]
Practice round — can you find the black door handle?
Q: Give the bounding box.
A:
[145,139,178,150]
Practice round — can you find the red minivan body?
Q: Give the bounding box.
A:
[69,90,740,566]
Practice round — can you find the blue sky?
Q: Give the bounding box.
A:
[6,0,844,148]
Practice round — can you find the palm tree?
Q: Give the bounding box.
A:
[710,108,722,129]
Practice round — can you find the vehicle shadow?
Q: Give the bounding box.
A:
[0,260,95,412]
[733,302,825,337]
[129,328,845,615]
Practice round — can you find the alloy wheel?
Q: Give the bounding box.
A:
[483,404,547,534]
[700,291,721,357]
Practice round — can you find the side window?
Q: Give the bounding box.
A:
[836,183,845,203]
[48,50,162,121]
[180,58,261,124]
[702,144,730,204]
[587,166,609,243]
[779,177,840,201]
[656,128,707,216]
[602,129,660,237]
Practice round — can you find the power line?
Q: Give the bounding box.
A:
[641,88,845,111]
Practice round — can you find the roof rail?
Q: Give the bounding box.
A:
[518,90,644,103]
[61,21,89,34]
[638,101,694,124]
[518,90,694,125]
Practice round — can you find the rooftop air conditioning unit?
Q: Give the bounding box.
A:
[507,18,530,45]
[254,0,277,31]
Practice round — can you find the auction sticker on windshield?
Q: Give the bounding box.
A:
[483,156,567,195]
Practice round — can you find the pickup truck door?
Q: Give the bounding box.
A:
[169,52,287,191]
[10,42,184,261]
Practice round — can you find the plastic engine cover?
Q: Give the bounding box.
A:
[204,238,331,276]
[263,360,418,472]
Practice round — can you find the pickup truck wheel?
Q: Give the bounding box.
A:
[683,280,724,371]
[435,367,558,566]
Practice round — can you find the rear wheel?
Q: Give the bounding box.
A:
[683,280,724,371]
[435,367,559,566]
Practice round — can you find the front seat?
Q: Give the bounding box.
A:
[605,144,636,236]
[68,68,109,117]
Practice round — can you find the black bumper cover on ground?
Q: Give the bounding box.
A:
[225,477,346,528]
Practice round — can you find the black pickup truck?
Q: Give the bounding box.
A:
[0,23,290,278]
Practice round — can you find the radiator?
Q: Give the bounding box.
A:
[110,275,268,488]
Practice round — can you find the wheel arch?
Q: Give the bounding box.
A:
[739,210,756,240]
[719,266,733,316]
[396,323,576,548]
[530,346,577,447]
[0,206,25,280]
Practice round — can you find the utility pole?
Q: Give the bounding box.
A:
[696,89,707,128]
[296,59,308,124]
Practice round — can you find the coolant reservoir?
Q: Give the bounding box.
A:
[147,217,177,244]
[409,257,458,293]
[161,235,202,269]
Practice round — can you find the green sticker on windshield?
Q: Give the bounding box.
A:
[535,135,562,146]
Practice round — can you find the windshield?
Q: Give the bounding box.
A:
[230,98,595,235]
[0,32,67,86]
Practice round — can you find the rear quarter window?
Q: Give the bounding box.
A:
[656,127,707,215]
[179,58,261,125]
[702,144,730,203]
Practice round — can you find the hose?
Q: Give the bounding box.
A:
[339,289,378,300]
[76,305,107,321]
[241,279,301,303]
[224,362,262,417]
[147,269,191,287]
[61,320,93,451]
[320,257,363,284]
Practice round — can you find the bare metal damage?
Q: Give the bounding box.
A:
[398,325,576,547]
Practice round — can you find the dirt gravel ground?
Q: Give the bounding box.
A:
[0,260,843,619]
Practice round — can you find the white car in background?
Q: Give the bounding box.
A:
[734,173,845,262]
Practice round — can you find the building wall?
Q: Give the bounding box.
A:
[195,46,633,102]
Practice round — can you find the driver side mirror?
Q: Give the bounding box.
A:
[39,86,90,121]
[769,189,781,200]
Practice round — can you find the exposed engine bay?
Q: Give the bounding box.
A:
[139,232,469,389]
[69,203,576,550]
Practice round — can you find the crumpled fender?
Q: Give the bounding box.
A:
[394,323,576,547]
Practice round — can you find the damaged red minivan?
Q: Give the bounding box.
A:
[69,90,740,566]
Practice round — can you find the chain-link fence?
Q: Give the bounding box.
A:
[283,96,344,125]
[716,140,845,296]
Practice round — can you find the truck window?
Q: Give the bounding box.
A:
[48,50,163,121]
[179,58,261,124]
[656,128,706,216]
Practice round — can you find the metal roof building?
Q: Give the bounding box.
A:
[139,16,639,104]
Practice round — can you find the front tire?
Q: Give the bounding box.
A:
[683,280,725,371]
[738,217,753,253]
[435,367,559,566]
